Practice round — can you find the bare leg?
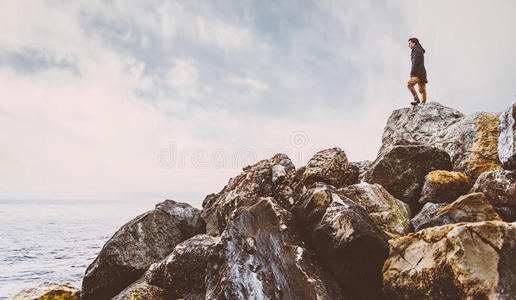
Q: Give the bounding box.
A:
[407,77,420,99]
[417,82,427,103]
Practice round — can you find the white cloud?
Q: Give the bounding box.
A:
[1,0,516,207]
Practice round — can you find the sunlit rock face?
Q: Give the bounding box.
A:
[418,170,472,205]
[383,221,516,300]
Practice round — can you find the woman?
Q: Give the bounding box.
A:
[407,38,428,105]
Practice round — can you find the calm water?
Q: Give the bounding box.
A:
[0,199,159,299]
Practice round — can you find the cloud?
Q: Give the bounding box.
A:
[1,0,515,207]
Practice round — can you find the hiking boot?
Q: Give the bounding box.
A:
[410,98,420,106]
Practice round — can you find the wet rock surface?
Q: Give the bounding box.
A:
[81,200,205,300]
[206,197,346,300]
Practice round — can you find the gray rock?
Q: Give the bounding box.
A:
[378,102,464,157]
[81,200,205,300]
[293,182,389,300]
[378,102,503,179]
[411,202,448,232]
[350,160,373,182]
[206,197,346,299]
[201,153,305,236]
[419,170,472,205]
[470,170,516,221]
[145,234,220,299]
[339,182,411,237]
[498,102,516,169]
[363,145,452,213]
[412,193,501,231]
[302,147,357,188]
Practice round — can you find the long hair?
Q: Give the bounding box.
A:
[408,38,420,45]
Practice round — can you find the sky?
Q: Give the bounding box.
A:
[1,0,515,208]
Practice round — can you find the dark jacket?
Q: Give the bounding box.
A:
[410,44,428,83]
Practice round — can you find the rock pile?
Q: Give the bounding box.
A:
[19,102,516,300]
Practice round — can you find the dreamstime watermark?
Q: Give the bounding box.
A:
[157,130,324,170]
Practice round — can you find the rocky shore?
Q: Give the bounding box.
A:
[14,102,516,299]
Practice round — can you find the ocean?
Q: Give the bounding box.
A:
[0,199,161,299]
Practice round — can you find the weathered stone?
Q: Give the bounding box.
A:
[82,200,205,300]
[302,147,357,188]
[410,202,448,232]
[206,197,346,299]
[378,102,464,156]
[201,153,305,236]
[471,170,516,207]
[419,170,472,205]
[339,182,411,237]
[383,221,516,299]
[363,145,452,212]
[498,102,516,169]
[12,282,81,300]
[378,103,503,179]
[293,182,389,300]
[412,192,501,231]
[350,160,373,182]
[145,234,220,299]
[112,277,169,300]
[443,112,503,179]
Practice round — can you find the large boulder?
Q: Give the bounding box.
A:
[205,197,346,299]
[145,234,220,299]
[470,170,516,221]
[302,147,357,188]
[418,170,472,205]
[293,182,389,300]
[201,153,305,235]
[378,103,503,179]
[339,182,411,237]
[383,221,516,299]
[82,200,205,300]
[378,102,464,156]
[12,282,81,300]
[363,145,452,212]
[498,102,516,169]
[411,192,501,231]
